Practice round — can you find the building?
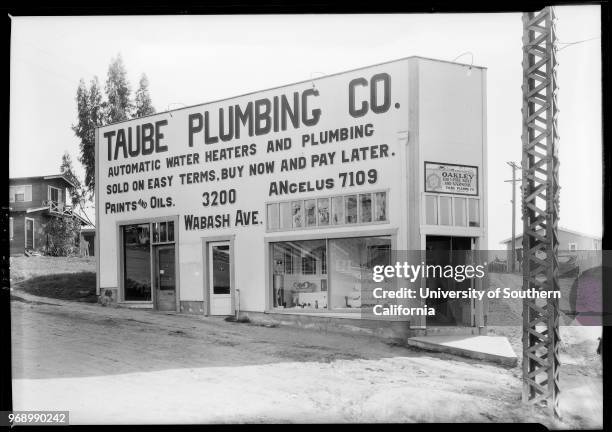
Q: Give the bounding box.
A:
[9,174,89,255]
[80,226,96,256]
[500,227,602,272]
[96,56,488,334]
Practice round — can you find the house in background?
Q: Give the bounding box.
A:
[80,225,96,256]
[500,226,602,272]
[9,174,89,256]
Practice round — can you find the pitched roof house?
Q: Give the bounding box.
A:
[9,174,89,256]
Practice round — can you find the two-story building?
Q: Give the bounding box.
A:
[9,174,89,256]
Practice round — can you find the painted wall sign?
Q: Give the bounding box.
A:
[424,162,478,196]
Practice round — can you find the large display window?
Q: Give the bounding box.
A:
[123,224,152,301]
[270,235,391,311]
[122,220,176,302]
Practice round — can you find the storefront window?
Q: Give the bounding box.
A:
[454,197,467,226]
[374,192,387,222]
[267,203,280,230]
[267,191,388,231]
[317,198,330,226]
[270,236,391,311]
[305,199,316,227]
[292,201,303,228]
[123,224,151,301]
[328,236,391,310]
[160,222,167,242]
[271,240,327,309]
[468,199,480,227]
[152,221,175,244]
[331,196,344,225]
[302,255,316,274]
[167,221,174,242]
[425,195,438,225]
[279,202,292,229]
[439,196,452,225]
[360,194,372,223]
[345,195,358,224]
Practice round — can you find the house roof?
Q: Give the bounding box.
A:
[9,174,78,189]
[500,227,602,244]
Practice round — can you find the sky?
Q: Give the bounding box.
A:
[9,7,603,248]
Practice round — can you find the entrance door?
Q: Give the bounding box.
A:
[208,241,232,315]
[425,236,473,326]
[155,245,176,311]
[25,218,34,250]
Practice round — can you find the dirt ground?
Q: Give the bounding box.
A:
[10,286,602,426]
[10,256,95,283]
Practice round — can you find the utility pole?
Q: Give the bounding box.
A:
[521,6,561,418]
[505,161,521,272]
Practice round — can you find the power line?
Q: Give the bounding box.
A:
[557,36,600,52]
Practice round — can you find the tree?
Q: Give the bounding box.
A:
[60,152,85,207]
[104,54,133,123]
[72,77,103,194]
[43,215,81,256]
[134,74,156,118]
[73,54,155,193]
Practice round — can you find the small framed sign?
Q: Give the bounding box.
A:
[424,162,478,196]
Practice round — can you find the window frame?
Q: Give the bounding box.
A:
[9,185,32,203]
[423,193,481,229]
[48,185,62,204]
[265,189,390,233]
[118,217,178,304]
[267,230,397,313]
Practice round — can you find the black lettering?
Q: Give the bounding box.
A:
[155,120,168,153]
[349,77,368,118]
[188,113,203,147]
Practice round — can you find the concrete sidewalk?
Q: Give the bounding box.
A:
[406,335,518,366]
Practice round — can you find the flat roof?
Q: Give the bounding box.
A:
[99,55,486,129]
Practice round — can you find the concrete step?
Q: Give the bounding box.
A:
[116,302,153,309]
[406,335,518,367]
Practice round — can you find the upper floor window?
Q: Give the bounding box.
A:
[424,193,480,228]
[48,186,61,203]
[9,185,32,203]
[266,190,389,232]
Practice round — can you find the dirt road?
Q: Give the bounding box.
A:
[10,290,601,426]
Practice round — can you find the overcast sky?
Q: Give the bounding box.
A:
[9,7,602,248]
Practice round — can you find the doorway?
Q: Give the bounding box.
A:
[154,245,176,311]
[25,217,34,250]
[425,235,474,326]
[208,241,233,316]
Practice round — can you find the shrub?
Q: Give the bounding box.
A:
[42,216,81,256]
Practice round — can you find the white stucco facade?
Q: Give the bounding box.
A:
[95,56,487,326]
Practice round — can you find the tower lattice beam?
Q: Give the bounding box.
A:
[521,6,561,418]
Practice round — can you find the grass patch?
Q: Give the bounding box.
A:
[18,272,97,303]
[10,256,95,283]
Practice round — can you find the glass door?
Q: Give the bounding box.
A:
[25,218,34,250]
[155,245,176,311]
[208,242,232,315]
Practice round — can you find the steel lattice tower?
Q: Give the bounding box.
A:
[521,7,561,418]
